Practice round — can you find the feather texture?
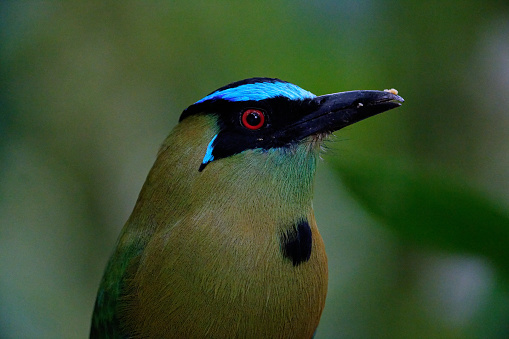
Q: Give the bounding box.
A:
[91,115,328,338]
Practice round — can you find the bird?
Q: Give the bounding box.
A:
[90,77,404,338]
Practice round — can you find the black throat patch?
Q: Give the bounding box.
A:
[280,220,312,266]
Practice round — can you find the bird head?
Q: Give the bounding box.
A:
[141,78,403,224]
[178,77,403,171]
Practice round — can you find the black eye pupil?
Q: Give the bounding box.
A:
[246,112,261,126]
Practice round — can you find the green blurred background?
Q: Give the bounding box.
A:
[2,1,509,338]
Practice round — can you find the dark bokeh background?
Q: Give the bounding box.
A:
[2,1,509,338]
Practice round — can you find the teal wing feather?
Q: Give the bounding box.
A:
[90,241,143,339]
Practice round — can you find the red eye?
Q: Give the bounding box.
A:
[241,109,265,130]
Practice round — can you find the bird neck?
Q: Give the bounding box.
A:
[127,114,319,237]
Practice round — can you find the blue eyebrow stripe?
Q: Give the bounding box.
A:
[201,134,217,163]
[194,81,316,104]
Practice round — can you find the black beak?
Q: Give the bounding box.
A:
[280,90,404,142]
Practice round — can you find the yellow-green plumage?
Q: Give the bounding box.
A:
[93,115,327,338]
[91,78,403,338]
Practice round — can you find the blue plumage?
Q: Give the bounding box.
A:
[193,79,318,171]
[200,134,218,171]
[194,80,316,104]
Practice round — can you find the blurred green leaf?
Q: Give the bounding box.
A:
[330,154,509,278]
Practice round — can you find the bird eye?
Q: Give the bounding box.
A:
[241,109,265,130]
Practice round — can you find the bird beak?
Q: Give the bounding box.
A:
[279,90,404,142]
